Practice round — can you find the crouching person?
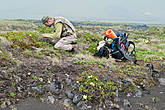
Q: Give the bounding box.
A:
[41,16,77,51]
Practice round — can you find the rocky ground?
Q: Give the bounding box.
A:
[1,84,165,110]
[0,21,165,110]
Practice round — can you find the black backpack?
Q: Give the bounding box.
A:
[96,46,109,59]
[97,33,137,63]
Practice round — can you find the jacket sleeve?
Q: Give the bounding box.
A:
[43,23,63,39]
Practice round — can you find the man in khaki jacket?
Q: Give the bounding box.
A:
[41,16,77,51]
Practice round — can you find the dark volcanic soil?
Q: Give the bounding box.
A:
[2,82,165,110]
[1,55,165,110]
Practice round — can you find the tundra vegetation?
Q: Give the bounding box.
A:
[0,20,165,110]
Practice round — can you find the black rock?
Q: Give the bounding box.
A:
[65,89,74,99]
[134,88,142,98]
[73,94,83,104]
[72,83,79,90]
[123,99,130,106]
[66,78,72,86]
[31,86,45,95]
[145,64,160,79]
[77,101,88,110]
[49,81,63,95]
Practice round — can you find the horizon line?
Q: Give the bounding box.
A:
[0,18,164,25]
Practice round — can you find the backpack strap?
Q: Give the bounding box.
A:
[116,37,137,64]
[127,41,136,56]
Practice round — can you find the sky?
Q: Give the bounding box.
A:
[0,0,165,24]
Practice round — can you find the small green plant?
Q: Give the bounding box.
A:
[128,103,132,108]
[152,97,160,103]
[8,68,12,72]
[57,53,61,57]
[119,70,124,73]
[1,55,8,61]
[98,65,104,69]
[126,65,130,68]
[89,61,97,65]
[48,72,52,76]
[38,27,54,33]
[10,58,18,65]
[80,60,87,64]
[32,75,38,81]
[11,82,15,87]
[39,84,43,87]
[36,42,44,47]
[112,66,116,70]
[23,49,33,56]
[128,86,135,93]
[65,105,73,109]
[10,92,15,98]
[88,43,98,54]
[50,53,55,57]
[33,51,44,58]
[73,60,79,64]
[81,50,87,54]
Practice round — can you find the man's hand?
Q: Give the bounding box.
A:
[42,34,46,38]
[41,34,55,39]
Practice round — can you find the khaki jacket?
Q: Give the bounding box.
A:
[43,17,76,39]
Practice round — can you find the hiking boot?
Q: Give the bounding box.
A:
[71,41,77,44]
[69,44,78,53]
